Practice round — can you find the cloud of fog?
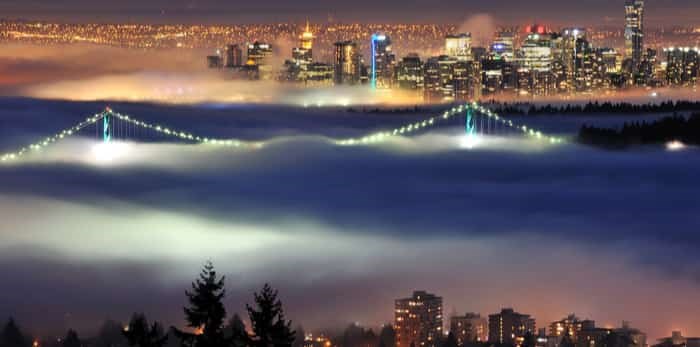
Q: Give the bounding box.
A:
[457,14,497,47]
[24,72,425,105]
[1,95,700,340]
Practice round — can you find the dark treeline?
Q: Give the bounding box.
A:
[578,113,700,148]
[487,100,700,116]
[346,106,425,114]
[0,263,646,347]
[1,262,294,347]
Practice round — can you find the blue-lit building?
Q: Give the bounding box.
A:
[370,33,396,89]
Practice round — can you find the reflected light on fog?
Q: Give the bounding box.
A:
[91,141,133,164]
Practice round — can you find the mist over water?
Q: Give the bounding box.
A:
[0,98,699,339]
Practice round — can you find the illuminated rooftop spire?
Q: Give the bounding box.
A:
[300,19,313,50]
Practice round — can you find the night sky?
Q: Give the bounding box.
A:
[0,0,699,25]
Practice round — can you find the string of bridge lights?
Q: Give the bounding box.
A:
[0,111,106,162]
[334,102,566,146]
[108,109,262,149]
[0,103,565,163]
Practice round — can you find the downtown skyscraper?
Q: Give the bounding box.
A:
[624,0,645,73]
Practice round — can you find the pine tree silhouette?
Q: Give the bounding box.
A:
[123,313,168,347]
[176,261,228,347]
[246,284,295,347]
[62,329,81,347]
[1,318,27,347]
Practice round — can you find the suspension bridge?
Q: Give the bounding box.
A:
[0,102,565,163]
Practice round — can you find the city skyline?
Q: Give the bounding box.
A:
[1,0,700,26]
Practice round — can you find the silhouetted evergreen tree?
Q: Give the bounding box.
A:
[62,330,81,347]
[95,320,129,347]
[342,324,365,347]
[224,314,249,347]
[177,261,228,347]
[291,326,305,347]
[247,284,295,347]
[123,313,168,347]
[1,319,27,347]
[378,326,395,347]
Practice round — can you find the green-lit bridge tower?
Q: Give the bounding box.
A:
[103,111,112,143]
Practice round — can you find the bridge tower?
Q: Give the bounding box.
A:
[103,111,112,143]
[465,107,476,136]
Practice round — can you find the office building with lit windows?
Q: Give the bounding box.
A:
[247,41,273,80]
[664,47,699,87]
[492,31,516,62]
[446,33,473,61]
[396,53,424,90]
[334,41,361,85]
[395,291,443,347]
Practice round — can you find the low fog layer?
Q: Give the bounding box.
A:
[1,43,699,106]
[0,100,699,339]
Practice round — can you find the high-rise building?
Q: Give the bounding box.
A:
[438,55,458,99]
[396,54,424,90]
[333,41,361,85]
[293,21,314,66]
[394,291,443,347]
[559,28,587,91]
[488,308,536,346]
[247,41,273,80]
[225,44,243,68]
[517,29,556,96]
[664,47,699,87]
[492,31,516,62]
[624,0,645,73]
[450,313,488,344]
[423,57,443,102]
[548,315,594,341]
[371,33,396,89]
[446,33,473,61]
[453,60,481,101]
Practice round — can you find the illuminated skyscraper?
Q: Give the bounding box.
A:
[396,54,424,90]
[333,41,361,85]
[491,31,515,62]
[517,28,556,96]
[488,308,536,345]
[423,57,443,102]
[225,44,243,68]
[446,33,472,61]
[293,21,314,66]
[247,41,273,80]
[371,33,396,89]
[395,291,443,347]
[453,60,481,101]
[625,0,645,72]
[559,28,587,91]
[665,47,700,87]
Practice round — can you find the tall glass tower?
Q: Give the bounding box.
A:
[624,0,644,72]
[371,33,394,89]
